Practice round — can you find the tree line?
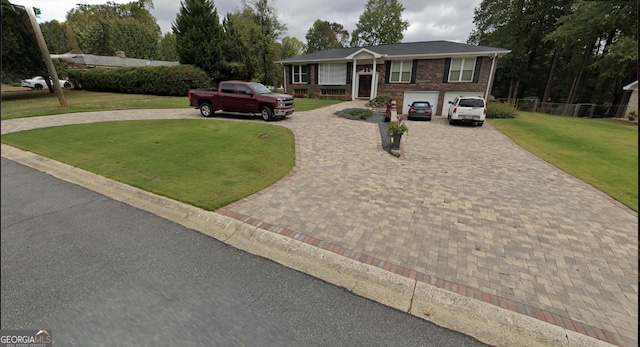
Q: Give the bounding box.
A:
[470,0,637,105]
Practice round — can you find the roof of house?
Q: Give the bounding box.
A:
[277,40,511,64]
[50,53,179,68]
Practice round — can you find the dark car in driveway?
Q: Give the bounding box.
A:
[407,101,432,121]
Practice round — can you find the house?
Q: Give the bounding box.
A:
[50,52,179,69]
[622,80,638,119]
[276,40,511,115]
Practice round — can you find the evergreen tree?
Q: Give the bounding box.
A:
[173,0,224,80]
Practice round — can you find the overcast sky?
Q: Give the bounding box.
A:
[15,0,482,45]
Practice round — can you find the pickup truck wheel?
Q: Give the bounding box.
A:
[34,84,43,90]
[261,106,274,121]
[477,121,484,127]
[200,103,214,117]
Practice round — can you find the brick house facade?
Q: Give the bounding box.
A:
[277,41,510,115]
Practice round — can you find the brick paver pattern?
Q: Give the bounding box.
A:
[2,101,637,346]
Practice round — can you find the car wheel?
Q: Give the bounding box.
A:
[427,116,432,121]
[63,82,71,88]
[200,102,214,117]
[34,84,43,90]
[477,121,484,127]
[261,106,274,121]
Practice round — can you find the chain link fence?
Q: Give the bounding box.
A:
[496,98,628,118]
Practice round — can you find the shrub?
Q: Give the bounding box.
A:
[486,102,518,118]
[348,108,373,120]
[628,111,637,121]
[66,65,210,96]
[368,94,391,108]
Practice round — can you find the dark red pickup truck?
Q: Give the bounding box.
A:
[188,81,295,121]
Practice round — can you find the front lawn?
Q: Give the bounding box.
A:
[490,112,638,211]
[2,120,295,211]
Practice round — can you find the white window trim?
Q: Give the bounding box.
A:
[318,63,347,85]
[389,60,412,83]
[293,65,307,84]
[449,57,476,82]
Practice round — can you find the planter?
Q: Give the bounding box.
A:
[391,132,403,150]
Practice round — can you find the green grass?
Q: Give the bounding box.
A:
[490,112,638,211]
[2,120,295,211]
[1,87,342,119]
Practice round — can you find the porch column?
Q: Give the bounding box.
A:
[370,58,377,100]
[351,58,357,100]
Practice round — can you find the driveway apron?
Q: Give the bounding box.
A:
[1,102,637,346]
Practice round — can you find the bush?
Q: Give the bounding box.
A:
[66,65,210,96]
[348,108,373,120]
[368,94,391,108]
[486,102,518,118]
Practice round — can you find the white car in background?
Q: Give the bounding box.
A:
[447,96,487,127]
[21,76,72,90]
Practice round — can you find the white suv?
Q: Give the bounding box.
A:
[447,96,487,127]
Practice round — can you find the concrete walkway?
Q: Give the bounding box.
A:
[2,101,637,347]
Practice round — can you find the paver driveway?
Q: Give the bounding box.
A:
[1,101,637,346]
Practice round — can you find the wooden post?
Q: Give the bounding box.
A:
[26,6,68,108]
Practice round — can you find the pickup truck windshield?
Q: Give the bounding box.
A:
[250,83,272,94]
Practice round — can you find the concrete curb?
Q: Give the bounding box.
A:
[1,144,616,347]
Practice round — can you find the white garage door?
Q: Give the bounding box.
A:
[403,91,439,115]
[443,92,486,112]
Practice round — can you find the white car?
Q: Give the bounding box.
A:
[447,96,487,126]
[21,76,72,90]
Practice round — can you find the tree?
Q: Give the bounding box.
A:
[280,36,304,59]
[65,0,161,58]
[157,32,179,61]
[222,7,261,81]
[1,0,47,82]
[246,0,287,85]
[350,0,408,47]
[40,20,78,54]
[304,19,349,53]
[173,0,225,80]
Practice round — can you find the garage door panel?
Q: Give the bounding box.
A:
[403,91,439,115]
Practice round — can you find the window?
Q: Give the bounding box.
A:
[321,88,345,96]
[449,58,476,82]
[221,83,234,93]
[389,60,412,82]
[318,63,346,85]
[237,84,252,95]
[293,65,308,83]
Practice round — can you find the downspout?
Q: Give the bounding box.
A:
[485,53,498,100]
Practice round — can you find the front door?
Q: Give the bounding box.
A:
[358,75,372,98]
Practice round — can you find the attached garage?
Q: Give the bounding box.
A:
[402,91,439,115]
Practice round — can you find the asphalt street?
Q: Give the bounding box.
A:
[1,157,490,347]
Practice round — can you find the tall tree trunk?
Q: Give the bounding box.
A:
[566,37,596,103]
[543,47,561,102]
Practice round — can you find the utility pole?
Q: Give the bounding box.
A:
[25,6,68,107]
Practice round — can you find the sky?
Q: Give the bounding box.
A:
[14,0,483,45]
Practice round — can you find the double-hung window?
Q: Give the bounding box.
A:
[318,63,346,85]
[293,65,308,83]
[449,58,476,82]
[389,60,412,83]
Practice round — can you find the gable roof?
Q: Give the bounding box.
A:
[623,80,637,91]
[277,40,510,64]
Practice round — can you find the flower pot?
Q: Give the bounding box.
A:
[391,132,402,150]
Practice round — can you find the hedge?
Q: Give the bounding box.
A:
[66,65,210,96]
